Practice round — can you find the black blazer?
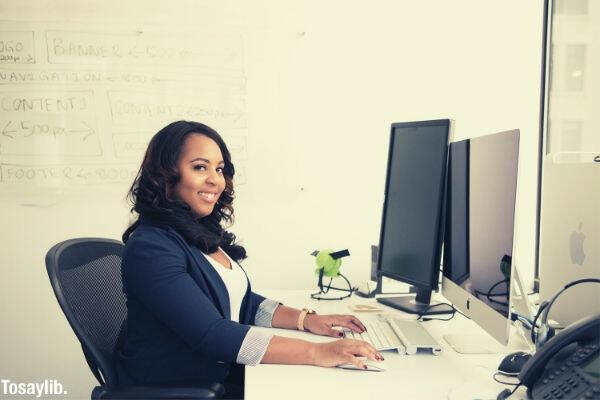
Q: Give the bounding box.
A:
[116,219,266,386]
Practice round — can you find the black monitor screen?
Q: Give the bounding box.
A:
[378,120,449,289]
[443,130,519,317]
[444,140,470,286]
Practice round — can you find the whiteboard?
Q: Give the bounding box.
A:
[0,21,249,188]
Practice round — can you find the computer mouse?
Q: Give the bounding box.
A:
[497,351,532,375]
[336,361,385,372]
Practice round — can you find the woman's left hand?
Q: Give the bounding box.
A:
[303,314,366,338]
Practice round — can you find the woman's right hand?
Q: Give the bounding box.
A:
[312,338,384,369]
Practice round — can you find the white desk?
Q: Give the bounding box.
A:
[246,290,530,400]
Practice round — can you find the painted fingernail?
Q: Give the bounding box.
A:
[338,332,344,337]
[363,365,368,370]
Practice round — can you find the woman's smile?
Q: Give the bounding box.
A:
[175,134,226,217]
[198,191,218,202]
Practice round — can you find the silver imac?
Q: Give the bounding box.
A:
[537,0,600,326]
[441,129,520,351]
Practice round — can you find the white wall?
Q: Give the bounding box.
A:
[0,1,543,398]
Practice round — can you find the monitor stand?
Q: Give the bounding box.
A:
[376,286,453,316]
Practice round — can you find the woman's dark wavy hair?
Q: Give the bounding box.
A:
[123,120,246,261]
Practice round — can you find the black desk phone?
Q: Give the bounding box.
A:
[518,313,600,399]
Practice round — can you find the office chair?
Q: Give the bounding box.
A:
[45,238,225,399]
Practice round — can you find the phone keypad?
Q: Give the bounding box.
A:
[534,343,599,400]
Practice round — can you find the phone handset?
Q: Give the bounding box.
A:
[518,313,600,388]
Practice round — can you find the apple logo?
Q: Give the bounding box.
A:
[570,223,586,266]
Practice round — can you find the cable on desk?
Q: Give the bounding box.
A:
[493,371,520,383]
[474,278,509,307]
[421,304,472,322]
[513,319,537,352]
[417,302,457,322]
[487,278,509,297]
[495,382,524,400]
[511,313,533,329]
[530,301,549,344]
[421,314,455,322]
[452,307,470,320]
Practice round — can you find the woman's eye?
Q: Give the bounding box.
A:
[193,165,206,171]
[216,167,224,174]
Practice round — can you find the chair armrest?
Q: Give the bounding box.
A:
[92,383,225,399]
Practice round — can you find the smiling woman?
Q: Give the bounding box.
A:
[121,120,243,261]
[174,134,227,219]
[116,120,382,399]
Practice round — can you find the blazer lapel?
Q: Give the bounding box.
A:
[190,250,231,320]
[164,227,231,319]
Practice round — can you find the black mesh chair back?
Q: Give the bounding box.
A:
[46,238,224,399]
[46,238,126,387]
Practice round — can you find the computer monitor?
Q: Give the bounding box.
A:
[442,129,520,347]
[537,0,600,327]
[375,119,452,315]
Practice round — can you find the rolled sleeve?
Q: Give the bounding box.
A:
[236,328,274,365]
[254,298,281,328]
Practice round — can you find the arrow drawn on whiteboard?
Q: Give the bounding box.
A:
[67,121,96,141]
[128,46,144,58]
[151,76,178,84]
[2,121,16,139]
[223,110,245,124]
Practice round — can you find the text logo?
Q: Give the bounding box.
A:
[1,379,67,398]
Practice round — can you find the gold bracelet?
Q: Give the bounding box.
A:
[297,308,316,331]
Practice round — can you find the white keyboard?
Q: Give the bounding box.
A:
[344,315,442,355]
[346,318,403,352]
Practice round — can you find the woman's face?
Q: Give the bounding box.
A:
[174,134,227,218]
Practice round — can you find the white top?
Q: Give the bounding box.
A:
[201,249,248,323]
[201,249,278,366]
